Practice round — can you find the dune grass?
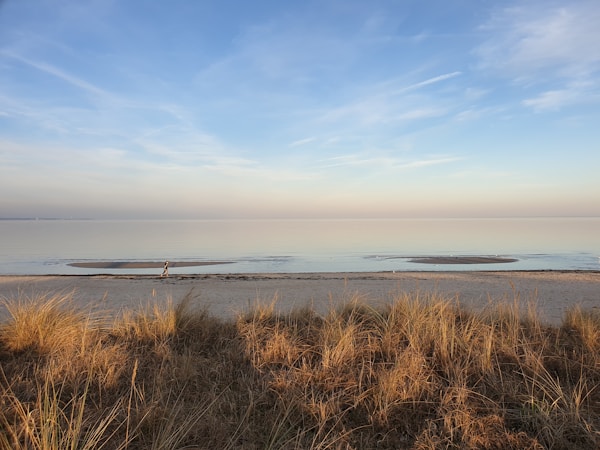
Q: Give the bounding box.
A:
[0,290,599,449]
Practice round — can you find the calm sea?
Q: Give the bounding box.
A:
[0,218,598,275]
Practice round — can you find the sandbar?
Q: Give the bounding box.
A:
[1,271,598,325]
[69,261,233,269]
[408,256,518,264]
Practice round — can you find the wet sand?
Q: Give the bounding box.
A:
[1,271,598,325]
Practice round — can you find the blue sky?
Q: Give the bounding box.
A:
[1,0,599,219]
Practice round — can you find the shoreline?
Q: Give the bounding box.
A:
[2,268,598,281]
[1,270,598,325]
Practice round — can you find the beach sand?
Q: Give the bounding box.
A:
[1,270,598,324]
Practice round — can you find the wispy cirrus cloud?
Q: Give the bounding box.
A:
[395,107,447,121]
[475,1,600,111]
[395,156,462,170]
[320,153,462,170]
[1,49,113,99]
[289,137,316,147]
[476,2,600,78]
[522,80,599,112]
[0,138,141,176]
[132,128,317,182]
[390,71,462,95]
[316,71,460,127]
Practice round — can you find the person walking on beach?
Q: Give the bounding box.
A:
[161,260,169,277]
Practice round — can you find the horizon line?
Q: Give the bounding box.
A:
[2,215,599,221]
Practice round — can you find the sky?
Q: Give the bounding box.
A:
[0,0,599,219]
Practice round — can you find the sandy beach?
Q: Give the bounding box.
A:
[1,270,598,324]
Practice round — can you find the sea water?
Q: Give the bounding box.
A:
[0,218,598,275]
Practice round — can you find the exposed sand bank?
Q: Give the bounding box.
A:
[69,261,233,269]
[1,271,598,325]
[408,256,518,264]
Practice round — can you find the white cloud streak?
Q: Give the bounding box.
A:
[391,71,462,95]
[289,137,316,147]
[522,80,599,111]
[2,50,113,99]
[395,108,447,121]
[315,71,460,127]
[320,154,461,170]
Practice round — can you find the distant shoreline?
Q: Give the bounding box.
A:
[0,217,93,221]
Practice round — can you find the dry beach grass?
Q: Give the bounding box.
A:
[1,288,600,449]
